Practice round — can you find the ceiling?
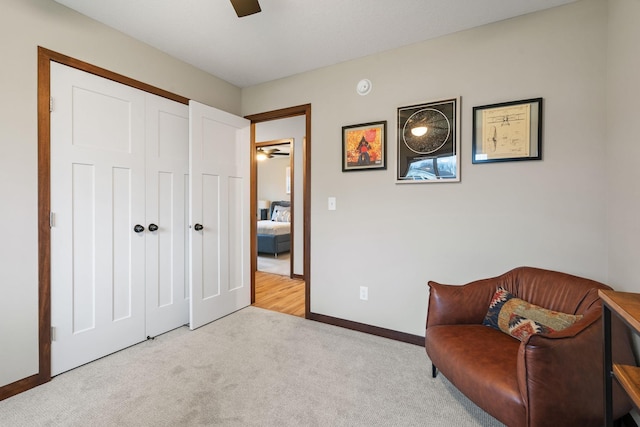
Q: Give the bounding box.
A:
[53,0,576,88]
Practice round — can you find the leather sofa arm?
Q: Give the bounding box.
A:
[426,278,503,327]
[516,310,609,425]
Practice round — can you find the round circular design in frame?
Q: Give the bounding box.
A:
[402,108,451,154]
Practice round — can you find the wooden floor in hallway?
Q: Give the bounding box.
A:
[253,271,305,317]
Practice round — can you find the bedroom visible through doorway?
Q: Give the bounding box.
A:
[256,140,292,278]
[247,105,311,318]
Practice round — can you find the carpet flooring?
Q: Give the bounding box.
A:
[0,307,504,426]
[257,252,290,276]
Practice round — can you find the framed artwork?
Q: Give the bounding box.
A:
[396,97,460,183]
[472,98,543,164]
[342,121,387,171]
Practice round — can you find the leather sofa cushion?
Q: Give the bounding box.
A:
[426,324,525,426]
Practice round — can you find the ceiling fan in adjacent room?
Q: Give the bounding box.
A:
[256,147,288,160]
[230,0,261,17]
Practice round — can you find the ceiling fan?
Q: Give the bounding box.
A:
[256,147,288,160]
[230,0,262,17]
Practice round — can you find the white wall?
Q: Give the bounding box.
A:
[606,0,640,294]
[607,5,640,416]
[258,156,290,207]
[0,0,240,388]
[242,0,612,336]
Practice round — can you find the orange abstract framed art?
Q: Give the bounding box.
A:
[341,121,387,172]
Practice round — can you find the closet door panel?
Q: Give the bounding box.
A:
[145,94,189,338]
[189,101,250,330]
[50,62,146,376]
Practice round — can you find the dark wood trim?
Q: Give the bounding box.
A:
[38,47,189,105]
[245,104,308,122]
[308,312,424,346]
[250,123,257,304]
[256,139,293,147]
[0,46,190,402]
[0,374,44,401]
[246,104,311,318]
[37,45,52,383]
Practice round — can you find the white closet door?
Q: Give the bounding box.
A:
[50,62,146,375]
[145,94,189,337]
[189,101,251,329]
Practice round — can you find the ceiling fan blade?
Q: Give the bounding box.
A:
[230,0,261,17]
[261,148,279,155]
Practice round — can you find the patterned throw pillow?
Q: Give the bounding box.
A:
[271,205,291,222]
[482,287,583,341]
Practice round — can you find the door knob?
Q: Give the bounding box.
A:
[133,224,145,233]
[194,223,203,231]
[148,223,158,232]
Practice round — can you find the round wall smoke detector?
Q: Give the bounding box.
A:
[356,79,372,96]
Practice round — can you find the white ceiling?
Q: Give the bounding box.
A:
[54,0,576,88]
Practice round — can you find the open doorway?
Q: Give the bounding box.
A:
[256,139,292,277]
[247,105,311,318]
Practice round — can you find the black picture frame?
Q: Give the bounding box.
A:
[472,98,543,164]
[396,97,460,183]
[341,121,387,171]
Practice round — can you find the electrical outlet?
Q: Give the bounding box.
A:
[359,286,368,301]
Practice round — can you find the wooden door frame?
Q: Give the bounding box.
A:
[0,47,190,402]
[246,105,311,318]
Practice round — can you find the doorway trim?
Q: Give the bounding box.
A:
[246,105,311,318]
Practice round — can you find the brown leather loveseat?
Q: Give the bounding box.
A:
[425,266,634,427]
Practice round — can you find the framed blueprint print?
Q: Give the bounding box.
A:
[472,98,543,163]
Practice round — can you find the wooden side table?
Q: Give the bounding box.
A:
[600,290,640,427]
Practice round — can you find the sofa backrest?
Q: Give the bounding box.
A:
[499,266,611,315]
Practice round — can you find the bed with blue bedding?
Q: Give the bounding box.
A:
[257,201,290,256]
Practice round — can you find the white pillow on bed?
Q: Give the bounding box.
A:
[271,205,290,222]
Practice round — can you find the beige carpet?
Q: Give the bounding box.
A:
[0,307,504,426]
[257,252,290,276]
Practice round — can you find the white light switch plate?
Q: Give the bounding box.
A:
[328,197,336,211]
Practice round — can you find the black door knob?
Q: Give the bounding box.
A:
[194,223,203,231]
[148,223,158,232]
[133,224,145,233]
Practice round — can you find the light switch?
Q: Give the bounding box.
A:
[328,197,336,211]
